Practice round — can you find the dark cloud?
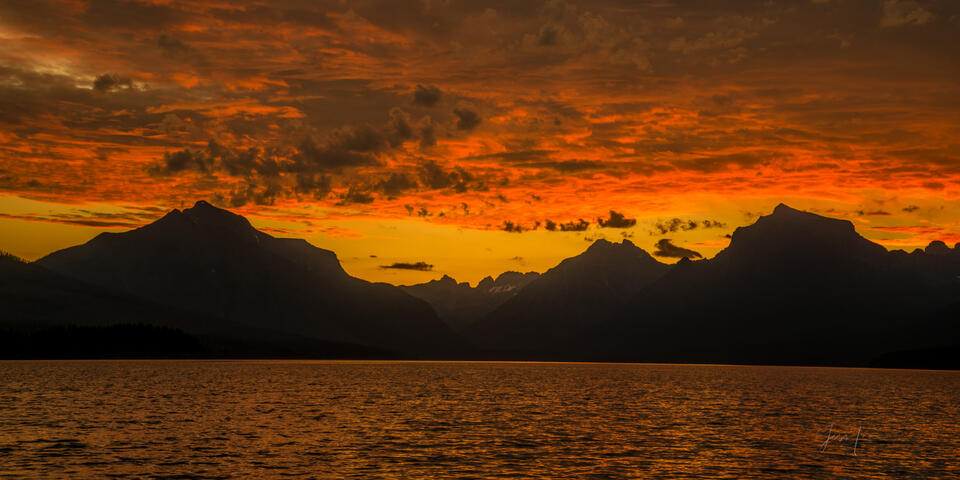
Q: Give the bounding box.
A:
[376,172,418,197]
[538,26,560,46]
[326,124,388,153]
[154,148,210,174]
[418,117,437,148]
[857,210,892,216]
[654,218,726,234]
[379,261,433,271]
[151,140,280,177]
[453,107,481,131]
[292,111,436,174]
[419,160,473,191]
[92,74,132,92]
[291,131,380,172]
[467,149,554,163]
[501,219,542,233]
[597,210,636,228]
[150,138,361,205]
[0,209,159,229]
[412,84,442,107]
[208,4,336,29]
[386,108,415,146]
[546,218,590,231]
[902,205,920,213]
[157,33,193,58]
[521,160,604,172]
[294,173,332,199]
[209,141,281,177]
[502,221,525,233]
[562,219,590,231]
[653,239,702,259]
[226,180,282,207]
[339,187,375,205]
[82,0,186,29]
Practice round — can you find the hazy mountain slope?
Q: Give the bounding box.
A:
[1,252,206,331]
[469,239,671,352]
[1,251,402,358]
[400,271,539,332]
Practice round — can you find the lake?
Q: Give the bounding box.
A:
[1,361,958,478]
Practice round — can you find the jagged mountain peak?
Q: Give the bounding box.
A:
[585,238,635,252]
[771,202,800,215]
[493,270,537,284]
[925,241,952,255]
[578,238,657,266]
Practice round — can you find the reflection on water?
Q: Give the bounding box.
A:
[1,361,958,478]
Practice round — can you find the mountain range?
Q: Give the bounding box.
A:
[400,271,539,333]
[3,201,958,367]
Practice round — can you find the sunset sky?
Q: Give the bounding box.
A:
[1,0,958,284]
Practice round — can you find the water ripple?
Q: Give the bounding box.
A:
[0,361,958,478]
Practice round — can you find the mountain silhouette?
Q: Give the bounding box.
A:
[5,202,959,366]
[401,271,539,332]
[469,239,671,353]
[459,205,960,365]
[1,251,400,358]
[1,250,204,330]
[36,201,461,355]
[589,204,960,364]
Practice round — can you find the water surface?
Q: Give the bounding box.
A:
[1,361,958,478]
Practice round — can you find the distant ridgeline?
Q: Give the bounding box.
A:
[2,201,958,368]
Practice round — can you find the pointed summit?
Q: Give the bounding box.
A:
[583,237,654,262]
[585,238,615,252]
[470,234,670,351]
[179,200,263,244]
[771,203,800,216]
[183,199,246,222]
[585,237,636,253]
[477,275,495,290]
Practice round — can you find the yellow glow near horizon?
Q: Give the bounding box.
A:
[2,195,955,286]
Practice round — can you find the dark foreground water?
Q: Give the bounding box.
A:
[1,361,958,479]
